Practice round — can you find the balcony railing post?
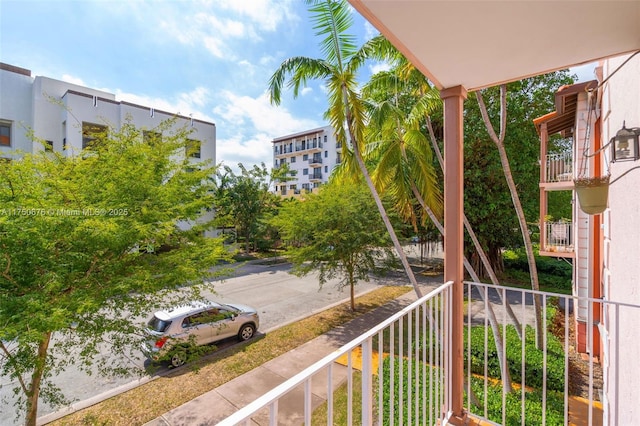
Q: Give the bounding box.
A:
[441,85,467,420]
[361,338,373,425]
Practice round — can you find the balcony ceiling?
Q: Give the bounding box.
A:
[349,0,640,91]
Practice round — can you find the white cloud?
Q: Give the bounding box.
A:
[212,90,319,169]
[155,0,298,60]
[213,90,317,136]
[369,62,391,75]
[364,21,379,41]
[301,87,313,96]
[212,0,298,32]
[61,74,86,86]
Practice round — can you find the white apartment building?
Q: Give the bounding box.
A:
[0,63,215,161]
[0,62,217,235]
[272,125,342,197]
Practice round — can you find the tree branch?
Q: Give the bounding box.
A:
[0,340,29,396]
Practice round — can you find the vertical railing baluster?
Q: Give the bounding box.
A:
[378,330,383,426]
[270,400,278,425]
[407,308,412,426]
[542,295,548,425]
[521,289,526,426]
[399,313,404,423]
[484,285,489,419]
[362,339,373,426]
[347,351,353,426]
[564,296,570,426]
[390,318,395,426]
[502,287,507,426]
[327,363,333,426]
[304,379,311,425]
[429,297,434,426]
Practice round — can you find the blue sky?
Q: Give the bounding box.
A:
[1,0,596,171]
[0,0,379,170]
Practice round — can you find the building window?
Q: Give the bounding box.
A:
[44,140,54,152]
[82,122,107,149]
[291,156,296,163]
[324,150,328,158]
[303,168,308,175]
[289,184,297,190]
[303,154,308,161]
[143,130,162,145]
[0,122,11,146]
[324,135,327,143]
[324,166,328,173]
[187,139,201,158]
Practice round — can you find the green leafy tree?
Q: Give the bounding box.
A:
[463,72,574,274]
[273,181,393,311]
[268,0,425,298]
[213,163,283,253]
[472,71,574,347]
[0,121,230,426]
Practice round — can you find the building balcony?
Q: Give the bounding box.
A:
[217,281,638,425]
[309,172,323,182]
[274,146,295,158]
[309,158,323,167]
[540,221,574,257]
[541,151,574,190]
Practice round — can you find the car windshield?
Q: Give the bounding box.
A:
[221,304,239,312]
[147,316,171,332]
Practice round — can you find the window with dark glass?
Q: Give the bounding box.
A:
[82,122,107,149]
[187,139,201,158]
[0,122,11,146]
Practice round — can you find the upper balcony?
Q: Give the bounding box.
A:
[541,151,573,190]
[216,281,639,425]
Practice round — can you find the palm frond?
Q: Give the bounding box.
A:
[304,0,357,69]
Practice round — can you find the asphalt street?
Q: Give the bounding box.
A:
[1,260,416,426]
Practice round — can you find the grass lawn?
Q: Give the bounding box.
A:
[51,285,412,426]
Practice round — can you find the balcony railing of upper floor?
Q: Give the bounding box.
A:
[544,151,573,185]
[541,221,573,255]
[217,281,640,426]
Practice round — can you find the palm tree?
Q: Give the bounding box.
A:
[363,46,523,339]
[362,71,513,393]
[268,0,424,298]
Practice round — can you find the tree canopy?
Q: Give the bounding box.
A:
[273,180,394,311]
[0,120,230,425]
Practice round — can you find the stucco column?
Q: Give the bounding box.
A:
[440,85,467,420]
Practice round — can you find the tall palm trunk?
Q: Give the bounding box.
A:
[476,85,544,348]
[424,116,523,338]
[344,110,423,298]
[402,147,513,392]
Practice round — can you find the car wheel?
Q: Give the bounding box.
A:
[238,324,255,341]
[170,350,186,368]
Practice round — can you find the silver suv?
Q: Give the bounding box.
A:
[144,299,259,367]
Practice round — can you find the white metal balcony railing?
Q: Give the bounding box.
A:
[545,152,573,183]
[544,221,573,253]
[217,282,640,426]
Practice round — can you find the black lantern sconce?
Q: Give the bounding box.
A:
[611,122,640,162]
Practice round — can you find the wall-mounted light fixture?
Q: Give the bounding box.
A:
[611,122,640,162]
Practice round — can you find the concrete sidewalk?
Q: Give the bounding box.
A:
[143,289,425,426]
